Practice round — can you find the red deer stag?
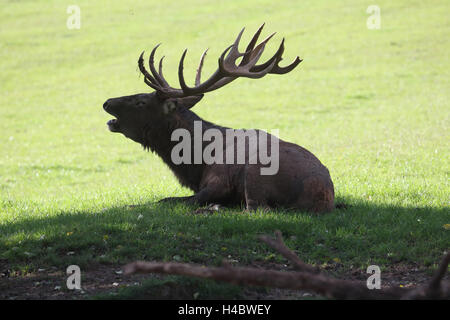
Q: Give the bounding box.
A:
[103,24,335,213]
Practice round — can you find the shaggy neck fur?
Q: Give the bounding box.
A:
[141,108,220,192]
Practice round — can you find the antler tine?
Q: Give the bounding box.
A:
[179,48,226,95]
[217,44,235,70]
[138,51,159,86]
[195,48,209,86]
[149,44,171,87]
[228,27,246,57]
[203,51,278,92]
[240,23,265,66]
[143,75,162,92]
[178,49,191,93]
[221,28,248,69]
[140,51,186,98]
[158,56,168,84]
[271,55,303,74]
[250,38,303,74]
[241,42,269,74]
[219,36,274,78]
[250,38,285,73]
[246,32,276,63]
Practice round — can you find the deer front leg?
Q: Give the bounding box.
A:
[191,182,231,206]
[158,195,196,203]
[159,180,231,206]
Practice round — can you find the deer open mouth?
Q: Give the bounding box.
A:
[107,118,120,132]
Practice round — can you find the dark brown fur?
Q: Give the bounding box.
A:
[103,92,334,213]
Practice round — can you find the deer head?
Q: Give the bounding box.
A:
[103,23,302,144]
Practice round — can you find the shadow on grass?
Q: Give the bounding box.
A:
[90,275,244,300]
[0,196,448,273]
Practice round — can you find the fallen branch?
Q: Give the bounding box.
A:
[123,231,449,300]
[258,230,319,274]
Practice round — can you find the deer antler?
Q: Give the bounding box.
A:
[138,23,302,98]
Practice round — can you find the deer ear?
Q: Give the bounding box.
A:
[175,94,204,110]
[162,99,177,114]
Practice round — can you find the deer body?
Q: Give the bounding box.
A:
[103,25,335,213]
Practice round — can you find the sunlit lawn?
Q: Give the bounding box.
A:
[0,0,448,298]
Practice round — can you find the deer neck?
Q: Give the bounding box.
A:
[142,108,218,192]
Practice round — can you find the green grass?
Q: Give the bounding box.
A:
[1,0,449,298]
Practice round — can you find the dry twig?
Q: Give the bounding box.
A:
[123,231,449,299]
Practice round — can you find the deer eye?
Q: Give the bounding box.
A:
[136,101,146,108]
